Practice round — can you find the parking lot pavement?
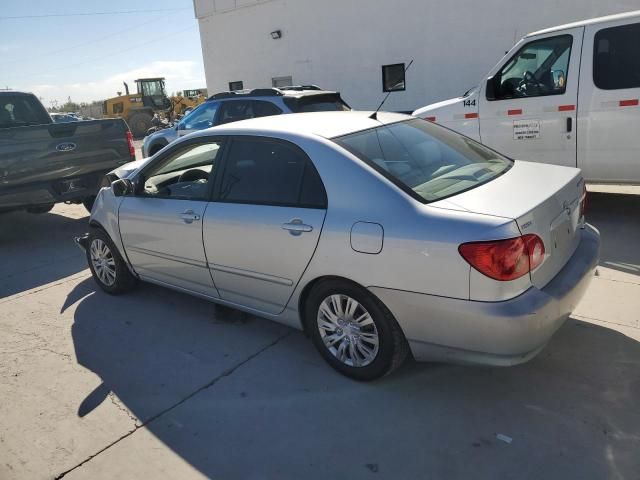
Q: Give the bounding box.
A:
[1,190,639,480]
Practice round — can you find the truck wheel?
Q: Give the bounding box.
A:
[83,196,96,213]
[87,227,137,295]
[304,279,410,380]
[26,203,55,214]
[128,113,153,138]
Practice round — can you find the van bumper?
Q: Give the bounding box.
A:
[369,224,600,366]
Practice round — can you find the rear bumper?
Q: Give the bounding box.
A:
[0,170,109,210]
[370,224,600,366]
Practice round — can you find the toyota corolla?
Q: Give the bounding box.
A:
[76,111,599,380]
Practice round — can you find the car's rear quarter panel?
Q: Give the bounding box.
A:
[290,138,520,305]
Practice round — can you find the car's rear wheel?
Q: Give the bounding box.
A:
[87,228,137,295]
[305,279,409,380]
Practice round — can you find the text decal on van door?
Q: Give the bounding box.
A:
[513,120,541,140]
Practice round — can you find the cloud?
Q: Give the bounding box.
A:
[25,60,206,106]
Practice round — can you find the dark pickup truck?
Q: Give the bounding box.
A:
[0,91,135,214]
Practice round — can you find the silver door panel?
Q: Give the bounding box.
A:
[203,203,326,314]
[119,197,218,297]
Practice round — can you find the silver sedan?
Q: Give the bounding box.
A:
[77,111,600,380]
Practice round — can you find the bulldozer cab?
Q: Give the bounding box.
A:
[135,78,171,110]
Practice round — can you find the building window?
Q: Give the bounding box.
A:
[229,81,244,91]
[382,63,406,92]
[272,76,293,88]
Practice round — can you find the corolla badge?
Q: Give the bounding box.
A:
[56,142,77,152]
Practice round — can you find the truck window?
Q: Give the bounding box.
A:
[490,35,573,100]
[593,23,640,90]
[0,94,51,128]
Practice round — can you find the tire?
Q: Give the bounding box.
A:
[26,203,55,214]
[82,196,96,213]
[87,227,137,295]
[127,112,153,138]
[305,279,410,380]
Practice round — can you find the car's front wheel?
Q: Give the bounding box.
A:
[305,279,410,380]
[87,228,137,295]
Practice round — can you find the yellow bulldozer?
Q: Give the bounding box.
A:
[171,88,208,117]
[102,77,173,137]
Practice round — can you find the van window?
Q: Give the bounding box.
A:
[491,35,572,100]
[594,23,640,90]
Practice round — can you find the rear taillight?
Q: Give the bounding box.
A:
[579,182,587,219]
[459,234,545,281]
[126,130,136,158]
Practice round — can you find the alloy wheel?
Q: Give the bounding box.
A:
[90,239,116,287]
[317,294,379,367]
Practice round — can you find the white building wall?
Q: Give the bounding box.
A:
[194,0,639,111]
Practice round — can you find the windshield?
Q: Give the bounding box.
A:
[334,119,512,203]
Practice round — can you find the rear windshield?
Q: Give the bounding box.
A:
[0,94,51,128]
[283,93,351,113]
[334,119,512,203]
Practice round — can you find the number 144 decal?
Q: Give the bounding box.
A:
[463,99,476,107]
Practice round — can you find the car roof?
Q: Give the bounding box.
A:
[527,10,640,37]
[207,87,341,102]
[0,91,34,96]
[204,111,411,139]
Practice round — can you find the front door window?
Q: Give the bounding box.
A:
[492,35,573,100]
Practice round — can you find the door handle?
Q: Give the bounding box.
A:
[566,117,573,133]
[282,219,313,236]
[179,210,201,224]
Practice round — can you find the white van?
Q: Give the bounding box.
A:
[413,11,640,184]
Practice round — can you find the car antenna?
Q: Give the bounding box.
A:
[370,59,414,120]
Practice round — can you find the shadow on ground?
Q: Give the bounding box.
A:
[69,277,640,479]
[0,208,89,298]
[587,191,640,277]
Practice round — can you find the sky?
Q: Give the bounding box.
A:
[0,0,207,107]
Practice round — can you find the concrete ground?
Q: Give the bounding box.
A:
[0,187,639,480]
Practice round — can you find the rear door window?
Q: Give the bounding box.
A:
[593,22,640,90]
[252,100,283,118]
[216,100,255,125]
[218,137,326,208]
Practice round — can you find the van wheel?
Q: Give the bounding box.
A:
[87,228,137,295]
[305,279,409,380]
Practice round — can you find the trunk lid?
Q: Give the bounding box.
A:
[436,161,584,288]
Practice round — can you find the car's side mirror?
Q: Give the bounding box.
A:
[112,178,133,197]
[551,69,566,90]
[485,75,499,101]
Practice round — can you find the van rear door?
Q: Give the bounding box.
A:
[578,18,640,183]
[478,27,584,169]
